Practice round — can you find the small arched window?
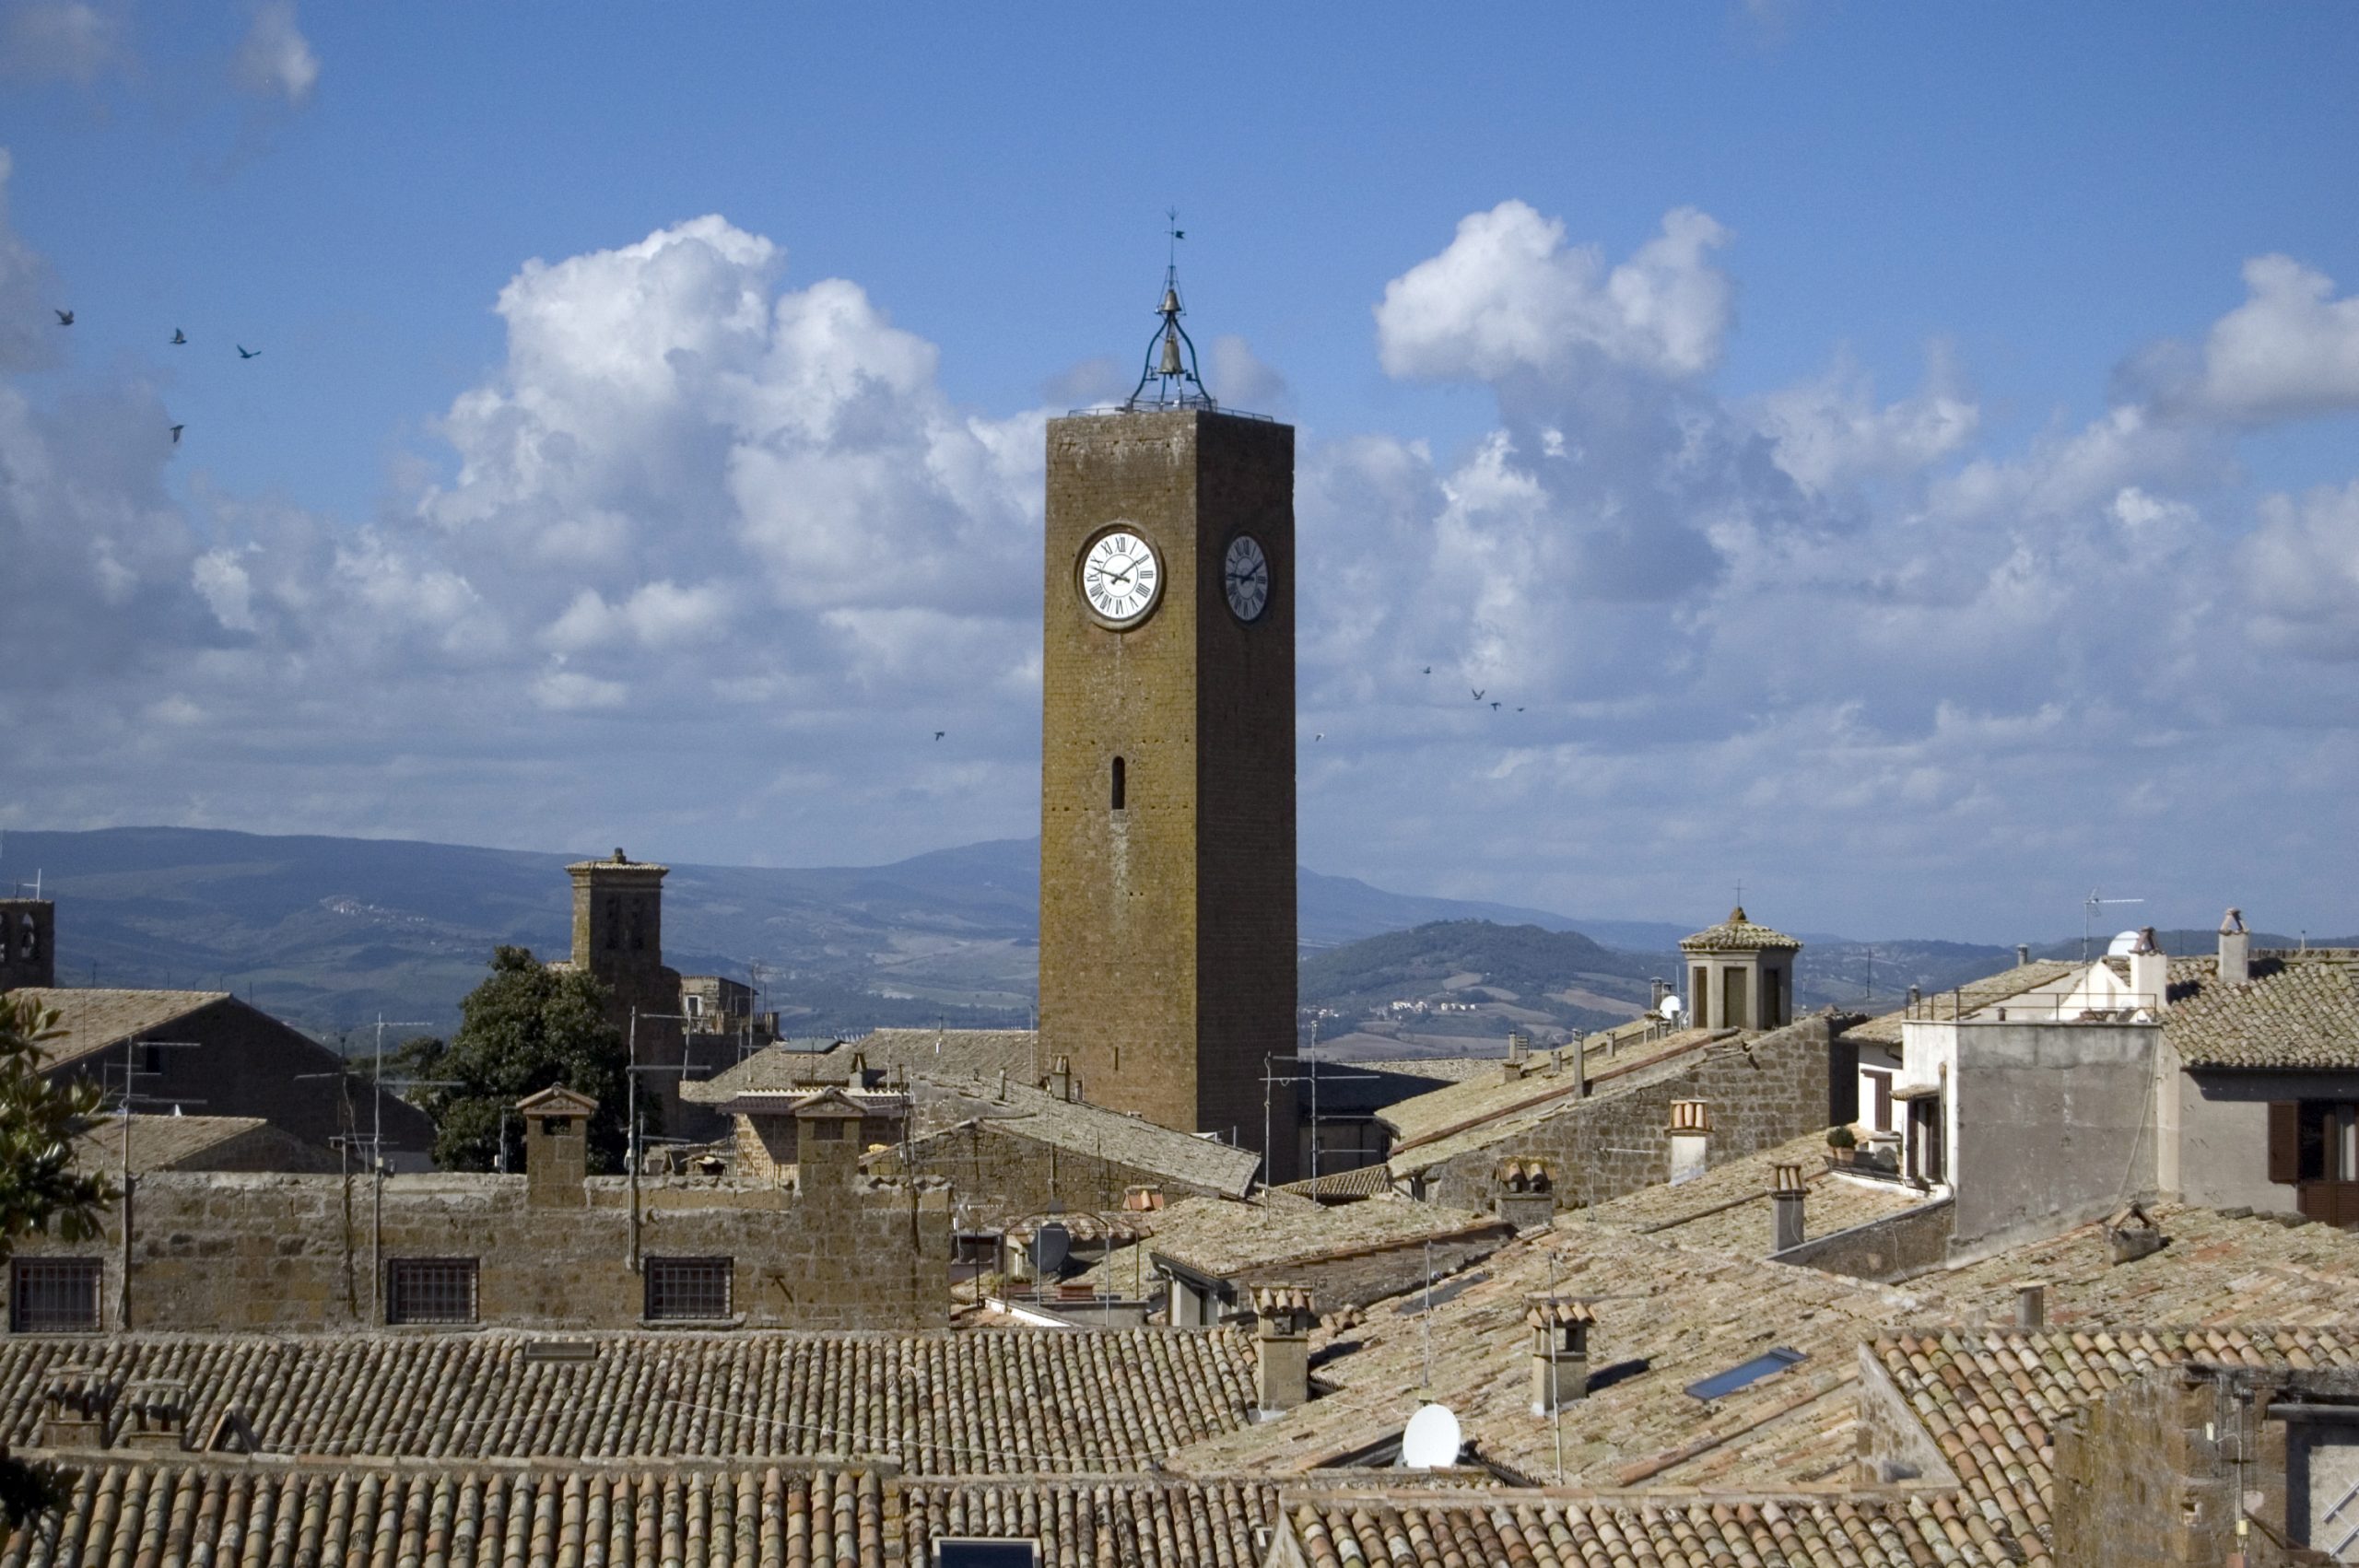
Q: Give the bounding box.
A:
[1110,755,1127,812]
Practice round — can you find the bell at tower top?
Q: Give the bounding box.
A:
[1123,209,1218,413]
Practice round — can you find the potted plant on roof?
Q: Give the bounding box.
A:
[1825,1123,1858,1169]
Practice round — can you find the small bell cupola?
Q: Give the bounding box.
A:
[1123,209,1216,411]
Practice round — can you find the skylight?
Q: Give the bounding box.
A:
[1684,1346,1806,1402]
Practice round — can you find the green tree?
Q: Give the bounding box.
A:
[0,995,119,1522]
[416,946,642,1171]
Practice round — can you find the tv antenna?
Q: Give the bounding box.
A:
[2083,890,2144,963]
[1122,209,1215,411]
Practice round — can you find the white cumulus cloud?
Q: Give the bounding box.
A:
[232,0,318,106]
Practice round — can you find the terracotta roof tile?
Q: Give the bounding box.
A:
[2163,951,2359,1069]
[1845,963,2081,1047]
[904,1478,1280,1568]
[1678,906,1803,954]
[1,1330,1261,1472]
[9,989,230,1071]
[1565,1133,1936,1255]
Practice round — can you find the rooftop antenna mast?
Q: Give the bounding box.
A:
[2083,889,2144,963]
[1122,209,1216,411]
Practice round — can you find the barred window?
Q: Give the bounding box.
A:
[11,1258,102,1333]
[385,1258,478,1325]
[645,1256,732,1321]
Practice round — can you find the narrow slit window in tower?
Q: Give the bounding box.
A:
[1111,755,1126,812]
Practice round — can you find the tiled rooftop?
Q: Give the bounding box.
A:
[840,1028,1041,1083]
[1382,1029,1734,1179]
[1333,1057,1509,1086]
[67,1113,283,1174]
[1566,1133,1935,1255]
[1279,1164,1397,1201]
[2,1329,1261,1472]
[1844,962,2081,1047]
[2164,950,2359,1069]
[906,1082,1262,1199]
[10,989,229,1071]
[1677,906,1803,954]
[903,1478,1280,1568]
[1133,1194,1508,1281]
[1,1461,894,1568]
[1285,1491,2013,1568]
[1873,1326,2359,1559]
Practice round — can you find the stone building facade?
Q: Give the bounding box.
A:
[4,1094,949,1334]
[1406,1014,1856,1211]
[1038,409,1298,1181]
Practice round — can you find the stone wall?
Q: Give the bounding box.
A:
[898,1120,1229,1227]
[734,1115,904,1182]
[1948,1019,2160,1255]
[2049,1367,2247,1567]
[1772,1195,1954,1282]
[1416,1016,1853,1212]
[6,1164,949,1334]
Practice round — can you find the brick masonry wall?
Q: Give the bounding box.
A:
[1419,1017,1853,1212]
[1038,411,1297,1181]
[1772,1195,1954,1282]
[6,1166,950,1334]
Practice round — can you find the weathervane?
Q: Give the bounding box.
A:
[1123,208,1217,411]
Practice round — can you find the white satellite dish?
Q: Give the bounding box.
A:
[1658,995,1684,1021]
[1400,1403,1462,1469]
[2106,930,2142,957]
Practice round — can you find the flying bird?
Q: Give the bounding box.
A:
[171,329,187,345]
[54,310,73,326]
[1422,666,1432,675]
[933,731,945,741]
[1516,707,1525,713]
[237,345,260,359]
[1490,701,1501,711]
[1313,732,1324,742]
[169,425,183,444]
[1471,689,1485,701]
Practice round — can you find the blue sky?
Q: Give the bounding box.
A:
[4,2,2357,942]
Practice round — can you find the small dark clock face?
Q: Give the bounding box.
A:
[1079,528,1161,626]
[1223,533,1270,622]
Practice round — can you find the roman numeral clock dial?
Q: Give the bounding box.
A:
[1224,534,1270,622]
[1080,529,1161,626]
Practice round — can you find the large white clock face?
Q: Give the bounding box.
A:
[1223,533,1270,623]
[1079,529,1161,626]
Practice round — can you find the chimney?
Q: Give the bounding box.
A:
[116,1379,192,1451]
[1499,1058,1526,1086]
[1650,977,1669,1010]
[1527,1295,1596,1413]
[517,1087,594,1209]
[2015,944,2031,967]
[2106,1203,2165,1266]
[2013,1281,2046,1329]
[1907,984,1921,1009]
[1493,1158,1557,1231]
[1770,1162,1807,1254]
[1568,1034,1588,1098]
[1507,1031,1529,1065]
[1667,1100,1710,1184]
[2218,908,2250,988]
[40,1368,113,1449]
[1046,1055,1074,1103]
[1122,1184,1164,1213]
[2127,927,2168,1012]
[1252,1285,1315,1413]
[792,1096,863,1192]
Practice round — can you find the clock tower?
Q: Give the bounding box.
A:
[1038,266,1298,1182]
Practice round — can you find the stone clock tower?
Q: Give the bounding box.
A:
[1038,275,1297,1181]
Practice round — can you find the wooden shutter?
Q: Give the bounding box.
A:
[2268,1101,2301,1185]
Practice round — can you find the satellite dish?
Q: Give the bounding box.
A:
[1400,1403,1462,1469]
[1029,1222,1070,1277]
[2106,930,2142,957]
[1658,995,1684,1021]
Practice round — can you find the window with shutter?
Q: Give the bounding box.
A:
[2269,1101,2301,1185]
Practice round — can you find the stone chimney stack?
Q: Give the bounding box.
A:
[0,898,56,990]
[40,1369,112,1448]
[1667,1100,1710,1184]
[1494,1157,1557,1231]
[1508,1031,1529,1064]
[1527,1295,1596,1413]
[2127,927,2168,1012]
[2218,908,2250,988]
[1046,1056,1075,1103]
[2014,1281,2046,1328]
[1252,1285,1315,1413]
[1567,1034,1588,1099]
[2015,944,2031,967]
[116,1380,192,1451]
[517,1086,596,1209]
[1650,977,1669,1011]
[1770,1162,1807,1254]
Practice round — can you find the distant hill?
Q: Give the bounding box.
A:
[0,826,1625,1043]
[1299,919,1669,1051]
